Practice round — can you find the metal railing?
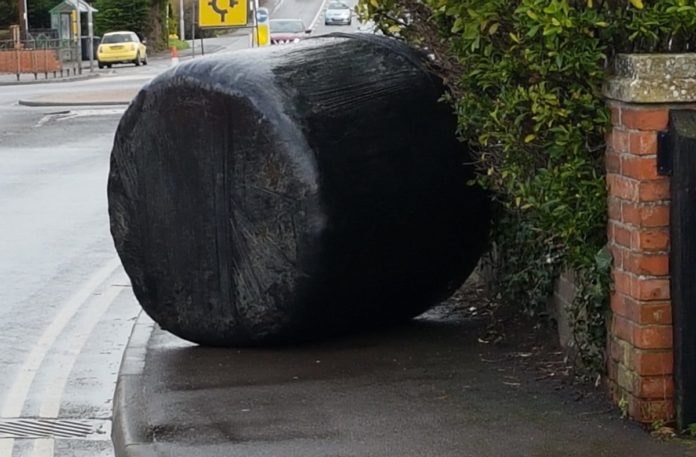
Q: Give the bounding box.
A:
[0,38,81,81]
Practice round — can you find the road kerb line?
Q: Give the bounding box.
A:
[29,276,127,457]
[0,257,122,457]
[38,275,128,418]
[1,256,122,418]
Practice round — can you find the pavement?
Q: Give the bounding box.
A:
[0,72,99,86]
[112,292,696,457]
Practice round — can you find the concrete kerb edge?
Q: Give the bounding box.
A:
[0,73,99,86]
[112,310,159,457]
[17,99,130,107]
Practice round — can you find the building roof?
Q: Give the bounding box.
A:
[50,0,98,15]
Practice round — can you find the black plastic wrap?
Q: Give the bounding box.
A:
[108,34,490,346]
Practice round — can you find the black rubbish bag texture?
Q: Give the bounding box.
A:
[107,34,491,346]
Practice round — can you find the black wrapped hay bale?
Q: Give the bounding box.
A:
[108,34,490,346]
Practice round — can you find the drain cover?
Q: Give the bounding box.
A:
[0,418,110,440]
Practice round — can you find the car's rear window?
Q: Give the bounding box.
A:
[328,2,349,9]
[102,34,134,44]
[270,20,305,33]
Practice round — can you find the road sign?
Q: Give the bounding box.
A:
[255,7,269,46]
[199,0,248,27]
[256,8,268,22]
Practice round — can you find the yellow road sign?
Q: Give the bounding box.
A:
[199,0,248,27]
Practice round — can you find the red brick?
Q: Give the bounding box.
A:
[610,106,622,127]
[610,222,632,248]
[628,131,658,156]
[625,252,669,276]
[633,324,672,349]
[631,278,670,301]
[610,292,630,318]
[629,396,674,423]
[609,337,625,362]
[613,293,672,325]
[636,303,672,325]
[606,151,620,173]
[621,202,670,227]
[608,197,622,221]
[607,379,622,404]
[617,363,635,392]
[613,337,632,366]
[608,357,619,383]
[607,174,638,200]
[631,229,670,252]
[634,376,674,400]
[610,129,630,153]
[638,179,670,202]
[632,350,673,376]
[612,270,632,296]
[622,156,660,180]
[609,244,626,269]
[612,314,633,343]
[621,108,669,131]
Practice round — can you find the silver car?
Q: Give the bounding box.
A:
[324,2,352,25]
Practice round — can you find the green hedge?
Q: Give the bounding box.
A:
[357,0,696,373]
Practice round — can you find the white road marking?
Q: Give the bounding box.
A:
[271,0,285,14]
[35,108,126,128]
[38,274,128,418]
[30,439,53,457]
[0,257,122,457]
[309,0,331,31]
[29,273,128,457]
[80,74,154,85]
[0,438,14,456]
[55,108,126,122]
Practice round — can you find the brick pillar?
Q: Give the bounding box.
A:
[604,54,696,423]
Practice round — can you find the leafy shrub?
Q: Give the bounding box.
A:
[357,0,696,373]
[94,0,150,37]
[95,0,169,50]
[169,37,189,50]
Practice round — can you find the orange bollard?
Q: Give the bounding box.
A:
[170,46,179,66]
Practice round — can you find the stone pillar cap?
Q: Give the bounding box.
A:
[603,53,696,103]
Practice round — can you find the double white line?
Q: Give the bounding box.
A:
[0,257,124,457]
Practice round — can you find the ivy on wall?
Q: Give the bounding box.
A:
[357,0,696,373]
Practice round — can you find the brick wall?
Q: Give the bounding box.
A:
[0,49,62,74]
[605,102,674,422]
[602,53,696,424]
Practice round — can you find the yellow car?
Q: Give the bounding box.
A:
[97,31,148,68]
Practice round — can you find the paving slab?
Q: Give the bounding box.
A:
[18,88,137,106]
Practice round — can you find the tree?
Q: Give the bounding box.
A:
[28,0,57,29]
[94,0,149,36]
[0,0,18,28]
[144,0,168,50]
[93,0,168,50]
